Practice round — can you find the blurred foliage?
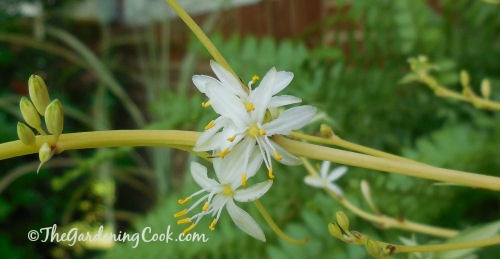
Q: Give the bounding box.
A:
[0,0,499,258]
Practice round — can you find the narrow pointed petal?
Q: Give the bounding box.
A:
[190,162,220,191]
[304,176,324,188]
[249,68,277,122]
[271,71,294,94]
[269,140,302,165]
[226,200,266,241]
[210,60,247,97]
[326,183,343,196]
[327,166,347,182]
[320,161,331,179]
[263,105,316,136]
[268,95,302,108]
[193,131,226,152]
[234,180,272,202]
[192,75,222,94]
[245,147,263,179]
[206,86,249,126]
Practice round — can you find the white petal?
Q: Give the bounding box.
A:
[320,161,331,179]
[269,140,302,166]
[210,60,247,97]
[193,131,226,152]
[226,200,266,241]
[206,86,249,126]
[192,75,222,94]
[271,71,294,94]
[327,166,347,182]
[304,176,324,188]
[263,105,316,136]
[326,182,343,196]
[245,147,263,179]
[216,137,253,183]
[234,180,273,202]
[190,162,220,191]
[268,95,302,108]
[249,68,276,122]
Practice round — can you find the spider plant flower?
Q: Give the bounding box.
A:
[174,151,272,241]
[193,60,316,178]
[304,161,347,196]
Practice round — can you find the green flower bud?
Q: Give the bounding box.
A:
[327,223,344,240]
[460,70,470,88]
[336,211,350,232]
[28,75,51,115]
[44,99,64,140]
[17,122,36,145]
[481,79,491,99]
[37,142,53,174]
[20,97,42,131]
[365,239,384,258]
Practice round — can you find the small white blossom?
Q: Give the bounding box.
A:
[304,161,347,196]
[193,61,316,177]
[174,150,272,241]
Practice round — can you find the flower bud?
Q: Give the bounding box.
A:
[20,97,42,130]
[481,79,491,99]
[28,75,51,115]
[460,70,470,88]
[336,211,350,232]
[17,122,36,145]
[327,223,344,240]
[37,142,53,173]
[44,99,64,139]
[365,239,384,258]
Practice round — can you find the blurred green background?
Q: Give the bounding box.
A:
[0,0,499,258]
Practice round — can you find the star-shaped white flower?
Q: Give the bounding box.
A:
[192,61,316,178]
[304,161,347,196]
[174,150,272,241]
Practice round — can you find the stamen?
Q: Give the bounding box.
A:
[259,129,266,135]
[209,219,217,231]
[202,201,209,211]
[273,150,282,161]
[245,102,255,112]
[174,209,188,218]
[241,173,247,188]
[178,197,191,205]
[177,218,191,225]
[204,120,215,130]
[218,148,230,157]
[227,135,236,142]
[252,75,260,82]
[268,166,275,180]
[201,100,211,108]
[183,223,196,235]
[223,184,234,196]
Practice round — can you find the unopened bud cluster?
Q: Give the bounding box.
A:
[17,75,64,173]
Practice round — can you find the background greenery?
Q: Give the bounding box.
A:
[0,0,498,258]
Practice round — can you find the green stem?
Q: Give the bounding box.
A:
[1,131,499,191]
[274,136,500,191]
[395,236,500,254]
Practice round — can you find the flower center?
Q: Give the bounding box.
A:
[223,184,234,196]
[247,124,266,137]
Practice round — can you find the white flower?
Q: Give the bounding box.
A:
[192,60,316,178]
[174,150,272,241]
[304,161,347,196]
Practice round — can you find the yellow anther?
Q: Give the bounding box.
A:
[273,150,282,161]
[241,173,247,188]
[268,166,275,180]
[177,218,191,225]
[218,148,230,157]
[252,75,260,82]
[227,136,236,142]
[202,201,209,211]
[245,102,255,112]
[209,219,217,231]
[183,223,196,235]
[204,120,215,130]
[178,197,192,205]
[174,209,188,218]
[201,100,211,108]
[259,129,266,136]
